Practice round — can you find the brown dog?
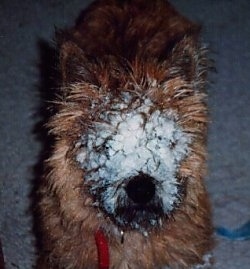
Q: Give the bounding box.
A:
[38,0,214,268]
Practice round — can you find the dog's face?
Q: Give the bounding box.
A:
[58,34,208,235]
[76,89,192,232]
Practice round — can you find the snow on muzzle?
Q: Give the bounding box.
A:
[76,98,192,231]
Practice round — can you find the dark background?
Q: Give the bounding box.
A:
[0,0,249,268]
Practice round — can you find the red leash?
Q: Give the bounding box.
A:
[95,229,110,269]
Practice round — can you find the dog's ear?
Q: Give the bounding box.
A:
[59,40,87,86]
[170,35,208,85]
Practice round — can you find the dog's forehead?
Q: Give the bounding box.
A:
[86,95,180,143]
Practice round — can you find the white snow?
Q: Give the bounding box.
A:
[76,96,191,216]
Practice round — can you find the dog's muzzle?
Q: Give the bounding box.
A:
[112,173,166,231]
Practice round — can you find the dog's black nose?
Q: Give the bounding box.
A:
[125,173,156,204]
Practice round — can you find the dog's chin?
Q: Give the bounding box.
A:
[114,199,165,232]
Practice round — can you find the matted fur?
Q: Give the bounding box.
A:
[37,0,214,268]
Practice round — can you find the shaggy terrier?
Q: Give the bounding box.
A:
[38,0,214,268]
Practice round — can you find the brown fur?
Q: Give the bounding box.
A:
[37,0,214,268]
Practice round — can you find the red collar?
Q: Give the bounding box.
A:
[95,229,110,269]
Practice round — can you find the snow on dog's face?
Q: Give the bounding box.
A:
[76,93,192,232]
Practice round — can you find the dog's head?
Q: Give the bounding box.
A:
[54,33,208,234]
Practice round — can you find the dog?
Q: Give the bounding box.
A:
[37,0,214,268]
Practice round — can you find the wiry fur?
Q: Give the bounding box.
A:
[37,0,214,268]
